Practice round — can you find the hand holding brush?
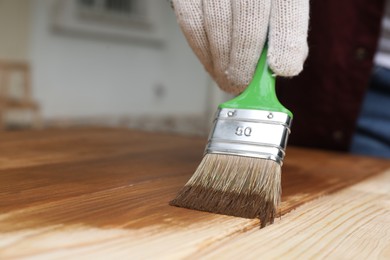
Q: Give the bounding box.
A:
[169,0,309,227]
[170,0,309,94]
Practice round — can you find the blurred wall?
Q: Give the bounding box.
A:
[30,0,211,122]
[0,0,31,61]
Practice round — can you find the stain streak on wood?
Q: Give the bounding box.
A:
[0,128,389,258]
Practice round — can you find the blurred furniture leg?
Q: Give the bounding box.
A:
[0,61,41,130]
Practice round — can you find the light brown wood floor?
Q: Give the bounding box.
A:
[0,128,389,258]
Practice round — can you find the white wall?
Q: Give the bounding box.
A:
[0,0,30,61]
[30,0,211,120]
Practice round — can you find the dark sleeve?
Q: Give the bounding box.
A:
[276,0,386,151]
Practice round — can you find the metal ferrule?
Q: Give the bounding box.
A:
[205,108,292,165]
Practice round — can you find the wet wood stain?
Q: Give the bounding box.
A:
[0,128,389,233]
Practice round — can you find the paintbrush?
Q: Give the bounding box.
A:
[170,47,292,228]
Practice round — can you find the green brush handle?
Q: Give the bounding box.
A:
[219,47,293,118]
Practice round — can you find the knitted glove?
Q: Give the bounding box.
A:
[172,0,309,94]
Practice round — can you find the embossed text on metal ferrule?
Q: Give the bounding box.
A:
[205,108,292,165]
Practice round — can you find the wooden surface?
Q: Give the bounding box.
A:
[0,128,389,259]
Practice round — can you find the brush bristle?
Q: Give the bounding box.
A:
[170,153,281,227]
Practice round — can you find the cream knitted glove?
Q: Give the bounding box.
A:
[172,0,309,94]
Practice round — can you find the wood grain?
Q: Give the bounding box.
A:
[0,128,389,258]
[195,169,390,259]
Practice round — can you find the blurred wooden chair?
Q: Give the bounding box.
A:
[0,61,41,130]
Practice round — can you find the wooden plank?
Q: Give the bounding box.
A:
[194,169,390,259]
[0,129,389,258]
[0,129,204,212]
[3,170,390,259]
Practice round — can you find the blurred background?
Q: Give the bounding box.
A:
[0,0,229,135]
